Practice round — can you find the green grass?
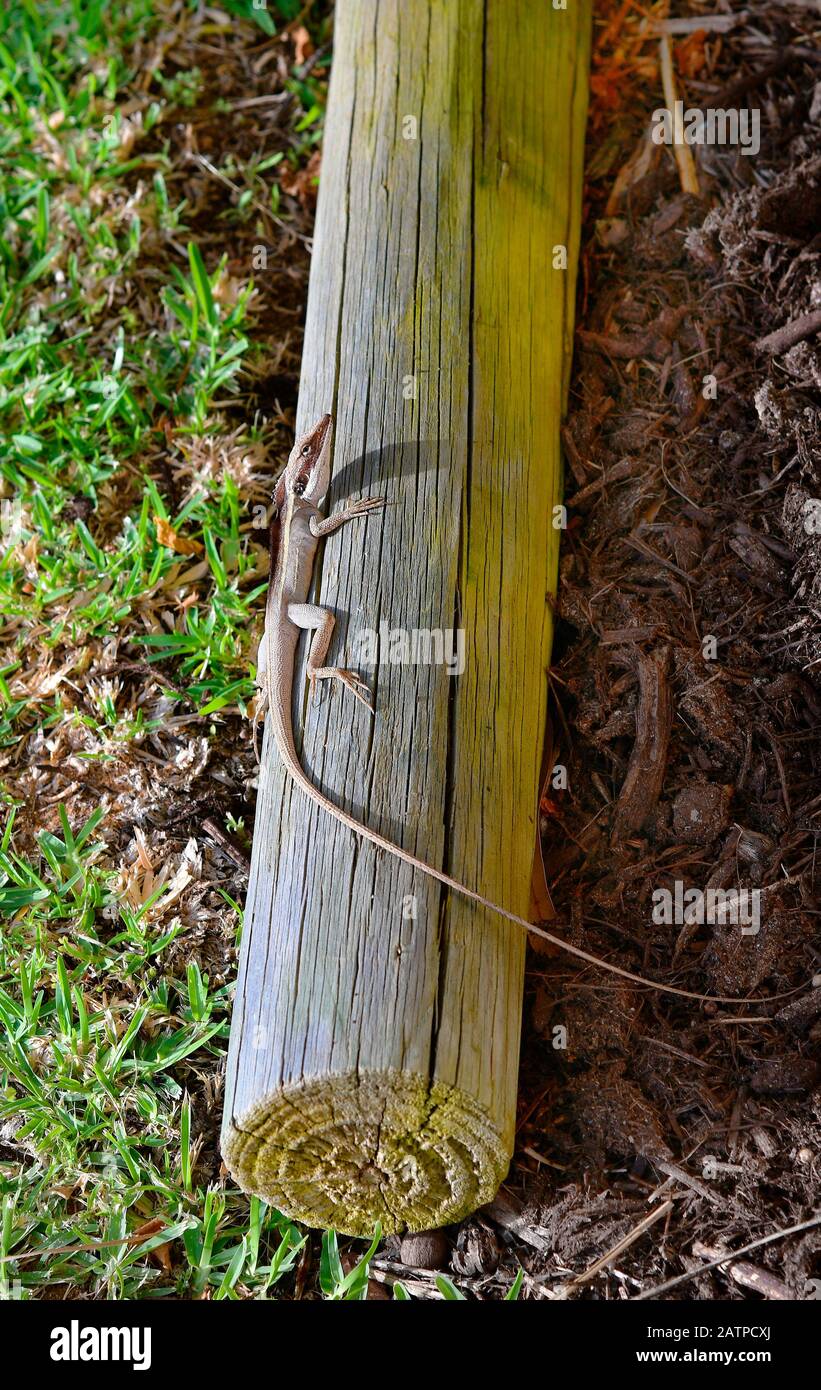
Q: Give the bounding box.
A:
[0,5,269,721]
[0,0,523,1303]
[0,0,373,1301]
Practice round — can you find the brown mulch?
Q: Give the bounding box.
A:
[467,0,821,1301]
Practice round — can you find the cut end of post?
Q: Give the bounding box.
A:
[221,1070,509,1237]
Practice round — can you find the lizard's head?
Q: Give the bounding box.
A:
[278,413,333,508]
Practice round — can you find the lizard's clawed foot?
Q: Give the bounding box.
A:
[309,665,374,711]
[348,496,386,519]
[251,697,266,763]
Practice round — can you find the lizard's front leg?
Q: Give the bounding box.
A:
[288,603,373,711]
[309,495,385,539]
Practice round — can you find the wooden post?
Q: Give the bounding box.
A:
[222,0,591,1236]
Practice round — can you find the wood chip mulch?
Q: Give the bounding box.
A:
[466,0,821,1301]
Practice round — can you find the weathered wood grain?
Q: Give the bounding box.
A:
[222,0,591,1235]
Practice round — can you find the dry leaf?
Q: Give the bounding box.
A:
[51,1184,77,1200]
[293,24,313,65]
[675,30,708,79]
[280,150,321,209]
[154,516,203,556]
[131,1217,174,1271]
[131,1218,165,1242]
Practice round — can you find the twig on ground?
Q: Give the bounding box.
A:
[202,818,251,871]
[755,309,821,356]
[570,1201,675,1287]
[633,1214,821,1300]
[692,1242,792,1300]
[658,36,700,197]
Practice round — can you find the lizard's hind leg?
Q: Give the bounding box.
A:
[288,603,373,712]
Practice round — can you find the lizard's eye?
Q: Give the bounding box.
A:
[301,445,311,456]
[293,479,306,496]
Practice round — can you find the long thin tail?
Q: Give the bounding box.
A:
[277,745,791,1008]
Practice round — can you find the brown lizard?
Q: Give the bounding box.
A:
[254,413,792,1007]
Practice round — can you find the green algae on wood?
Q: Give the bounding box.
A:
[222,0,592,1236]
[223,1071,508,1237]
